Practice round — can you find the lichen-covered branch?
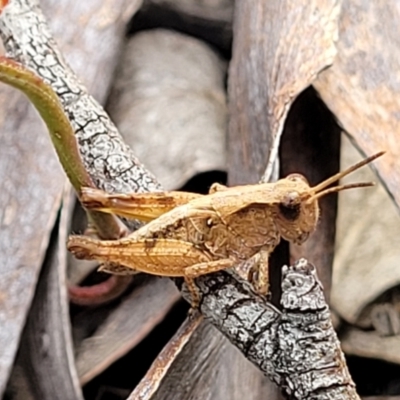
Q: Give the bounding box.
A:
[0,1,360,399]
[192,259,359,400]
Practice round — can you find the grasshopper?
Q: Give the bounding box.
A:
[68,151,384,306]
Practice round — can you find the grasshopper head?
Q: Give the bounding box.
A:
[273,174,319,245]
[272,151,384,246]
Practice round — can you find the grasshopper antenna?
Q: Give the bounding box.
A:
[307,181,375,203]
[311,151,385,194]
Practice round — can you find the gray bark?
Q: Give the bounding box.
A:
[191,259,359,399]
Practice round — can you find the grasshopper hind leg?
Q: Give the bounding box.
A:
[80,187,201,222]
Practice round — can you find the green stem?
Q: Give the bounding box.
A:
[0,57,123,239]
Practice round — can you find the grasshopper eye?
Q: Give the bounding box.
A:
[286,173,309,184]
[279,191,301,220]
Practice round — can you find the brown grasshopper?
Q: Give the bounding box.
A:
[68,151,384,306]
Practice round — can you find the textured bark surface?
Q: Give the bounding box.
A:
[191,259,360,399]
[314,0,400,211]
[132,260,358,399]
[227,0,340,185]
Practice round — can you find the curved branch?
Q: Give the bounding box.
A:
[192,259,359,399]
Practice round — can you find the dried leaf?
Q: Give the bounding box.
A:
[342,327,400,365]
[107,29,227,190]
[314,0,400,210]
[228,0,341,184]
[6,187,83,400]
[130,318,278,400]
[75,278,180,385]
[128,315,202,399]
[332,136,400,324]
[0,84,65,396]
